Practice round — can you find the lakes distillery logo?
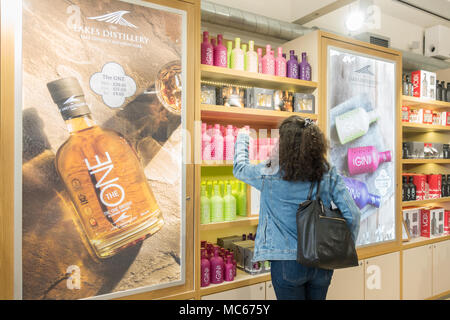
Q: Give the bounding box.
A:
[350,64,376,87]
[87,11,138,29]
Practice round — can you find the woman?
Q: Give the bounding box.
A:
[233,116,361,300]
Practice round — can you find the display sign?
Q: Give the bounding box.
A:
[20,0,186,299]
[327,47,396,247]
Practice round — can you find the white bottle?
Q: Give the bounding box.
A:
[246,41,258,73]
[335,108,379,145]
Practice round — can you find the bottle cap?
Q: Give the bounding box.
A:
[47,77,91,120]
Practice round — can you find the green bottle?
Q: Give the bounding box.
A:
[237,182,247,216]
[211,185,224,222]
[218,180,225,197]
[227,41,233,69]
[242,44,248,71]
[200,185,211,224]
[206,180,213,198]
[224,184,236,221]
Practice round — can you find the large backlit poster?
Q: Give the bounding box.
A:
[327,47,396,247]
[21,0,186,299]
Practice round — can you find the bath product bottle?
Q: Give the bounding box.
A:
[343,177,381,209]
[347,146,392,176]
[242,44,248,71]
[275,47,287,77]
[257,48,263,73]
[200,248,211,287]
[299,52,311,80]
[210,248,224,284]
[335,108,379,145]
[287,50,299,79]
[262,45,275,75]
[202,122,212,161]
[200,185,211,224]
[211,124,224,161]
[246,40,258,73]
[231,38,244,71]
[224,256,235,281]
[214,34,228,68]
[227,41,233,69]
[211,185,224,222]
[224,184,236,221]
[201,31,213,65]
[237,182,247,216]
[224,125,235,161]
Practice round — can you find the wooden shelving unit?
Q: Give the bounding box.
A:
[200,216,259,231]
[402,235,450,250]
[402,197,450,207]
[402,159,450,164]
[201,65,318,91]
[402,95,450,109]
[402,122,450,132]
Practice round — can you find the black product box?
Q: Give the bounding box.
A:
[231,240,254,269]
[273,90,294,112]
[293,93,315,114]
[217,235,242,251]
[246,88,274,110]
[200,84,217,105]
[403,142,443,159]
[216,85,246,108]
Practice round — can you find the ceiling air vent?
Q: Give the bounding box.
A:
[354,32,391,48]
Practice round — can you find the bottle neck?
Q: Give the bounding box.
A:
[368,194,381,208]
[379,151,391,163]
[65,114,96,133]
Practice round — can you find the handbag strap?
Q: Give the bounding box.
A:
[307,180,321,200]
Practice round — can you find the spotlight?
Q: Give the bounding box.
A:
[345,11,365,32]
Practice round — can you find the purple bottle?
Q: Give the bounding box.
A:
[287,50,299,79]
[343,177,381,209]
[224,256,234,282]
[214,34,227,68]
[200,248,210,287]
[201,31,213,65]
[210,248,224,284]
[299,52,312,81]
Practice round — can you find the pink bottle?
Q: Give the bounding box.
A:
[229,252,237,277]
[210,248,224,284]
[257,48,263,73]
[347,146,392,176]
[200,248,210,287]
[224,125,235,161]
[214,34,227,68]
[211,124,224,161]
[224,256,235,282]
[201,31,213,65]
[202,123,212,161]
[262,45,275,75]
[275,47,287,77]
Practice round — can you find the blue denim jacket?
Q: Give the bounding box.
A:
[233,133,361,262]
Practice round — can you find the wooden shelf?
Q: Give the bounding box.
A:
[201,65,318,91]
[402,95,450,109]
[201,104,317,126]
[402,122,450,132]
[200,216,259,231]
[199,268,271,297]
[402,234,450,250]
[402,159,450,164]
[402,197,450,207]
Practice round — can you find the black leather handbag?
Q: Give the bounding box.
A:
[296,180,358,270]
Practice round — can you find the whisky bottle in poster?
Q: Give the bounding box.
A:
[47,77,164,259]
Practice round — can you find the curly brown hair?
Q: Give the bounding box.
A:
[278,115,330,182]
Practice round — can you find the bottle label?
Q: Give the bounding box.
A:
[353,155,373,167]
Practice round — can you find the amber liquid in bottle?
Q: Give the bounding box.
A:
[49,77,163,259]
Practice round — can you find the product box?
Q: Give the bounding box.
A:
[243,247,262,275]
[444,210,450,235]
[408,108,423,123]
[423,109,433,124]
[432,111,441,125]
[401,106,410,122]
[441,112,450,126]
[403,142,441,159]
[231,240,255,269]
[427,174,442,199]
[293,93,315,114]
[200,84,217,105]
[217,235,242,251]
[273,90,294,112]
[246,88,274,110]
[411,70,437,100]
[421,207,445,238]
[216,85,247,108]
[403,206,422,238]
[412,174,427,200]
